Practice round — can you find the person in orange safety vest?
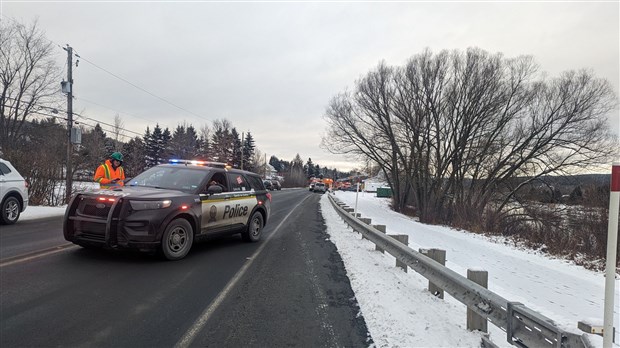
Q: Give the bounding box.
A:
[94,152,126,189]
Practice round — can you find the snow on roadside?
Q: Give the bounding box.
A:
[320,194,485,347]
[322,190,618,347]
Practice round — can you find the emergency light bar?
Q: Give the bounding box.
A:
[168,159,231,169]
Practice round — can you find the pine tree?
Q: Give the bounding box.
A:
[306,158,315,178]
[122,136,145,176]
[231,128,242,168]
[143,127,156,169]
[186,125,202,158]
[243,132,256,171]
[269,155,281,172]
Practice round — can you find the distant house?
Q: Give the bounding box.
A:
[265,164,277,179]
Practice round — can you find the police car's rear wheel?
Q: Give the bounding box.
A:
[161,219,194,260]
[241,211,263,242]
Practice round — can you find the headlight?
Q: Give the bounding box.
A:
[130,200,172,210]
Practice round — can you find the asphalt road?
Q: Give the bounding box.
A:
[0,189,372,347]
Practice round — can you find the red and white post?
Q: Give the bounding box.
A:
[603,162,620,347]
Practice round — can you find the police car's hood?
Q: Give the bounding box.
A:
[84,186,193,199]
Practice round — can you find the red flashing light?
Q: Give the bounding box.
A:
[181,205,189,210]
[98,197,116,202]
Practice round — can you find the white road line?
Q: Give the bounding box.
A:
[175,194,313,348]
[0,244,77,268]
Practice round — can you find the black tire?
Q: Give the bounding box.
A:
[1,196,21,225]
[241,211,263,242]
[160,219,194,261]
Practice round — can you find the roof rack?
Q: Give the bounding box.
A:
[168,159,232,169]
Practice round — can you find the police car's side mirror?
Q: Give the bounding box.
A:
[207,185,223,195]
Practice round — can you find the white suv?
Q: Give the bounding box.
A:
[313,182,327,193]
[0,159,29,224]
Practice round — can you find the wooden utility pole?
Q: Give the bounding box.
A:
[63,45,74,204]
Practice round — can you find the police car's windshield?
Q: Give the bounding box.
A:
[128,166,207,193]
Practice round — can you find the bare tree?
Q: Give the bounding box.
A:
[322,61,413,213]
[0,18,62,158]
[112,113,124,151]
[323,48,617,226]
[251,148,267,179]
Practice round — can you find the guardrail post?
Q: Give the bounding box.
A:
[359,218,371,240]
[373,225,386,253]
[467,269,488,333]
[389,234,409,272]
[578,321,615,342]
[420,248,446,298]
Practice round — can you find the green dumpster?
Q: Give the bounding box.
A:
[376,187,392,198]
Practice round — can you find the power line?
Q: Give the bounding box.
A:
[3,98,143,138]
[2,17,193,136]
[75,53,211,124]
[75,95,171,129]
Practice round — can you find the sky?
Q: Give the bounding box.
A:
[19,190,619,347]
[2,1,619,172]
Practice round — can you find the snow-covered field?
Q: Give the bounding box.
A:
[16,189,619,347]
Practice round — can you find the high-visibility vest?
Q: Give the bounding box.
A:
[94,160,125,189]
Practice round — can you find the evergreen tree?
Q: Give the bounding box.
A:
[306,158,315,178]
[143,127,156,169]
[198,134,210,160]
[160,126,171,163]
[144,125,170,168]
[269,155,281,172]
[122,136,145,176]
[169,125,186,159]
[285,154,306,187]
[210,119,233,163]
[231,128,242,167]
[169,123,200,160]
[243,132,256,171]
[186,125,202,158]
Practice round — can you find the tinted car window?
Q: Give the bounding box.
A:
[247,175,266,191]
[228,173,249,192]
[0,163,10,175]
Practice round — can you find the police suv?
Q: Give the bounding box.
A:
[63,160,271,260]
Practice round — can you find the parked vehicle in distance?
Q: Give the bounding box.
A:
[313,182,326,193]
[0,158,29,225]
[263,180,273,190]
[64,160,271,260]
[271,180,281,190]
[309,183,315,191]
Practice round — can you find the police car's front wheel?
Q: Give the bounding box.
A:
[241,211,263,242]
[160,219,194,260]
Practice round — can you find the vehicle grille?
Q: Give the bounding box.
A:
[77,197,113,219]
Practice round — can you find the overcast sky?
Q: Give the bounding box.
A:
[2,1,619,172]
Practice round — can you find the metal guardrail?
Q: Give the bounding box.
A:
[327,194,591,348]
